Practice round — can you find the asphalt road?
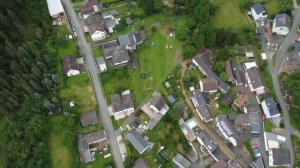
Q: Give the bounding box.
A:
[270,8,300,168]
[61,1,124,167]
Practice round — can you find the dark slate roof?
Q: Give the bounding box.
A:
[235,114,249,125]
[133,158,148,168]
[271,148,290,166]
[103,45,130,65]
[263,97,280,116]
[104,18,117,28]
[150,92,166,111]
[193,50,230,93]
[192,89,209,105]
[197,130,218,152]
[96,56,105,64]
[274,13,291,28]
[126,128,150,154]
[191,90,212,122]
[172,153,192,168]
[111,90,134,113]
[251,2,267,15]
[62,56,80,75]
[201,78,219,92]
[227,112,237,120]
[118,34,131,46]
[128,31,147,45]
[80,111,99,127]
[232,63,246,85]
[245,104,260,113]
[220,93,234,106]
[246,66,264,89]
[85,14,106,34]
[250,157,265,168]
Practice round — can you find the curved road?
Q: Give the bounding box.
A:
[61,0,124,167]
[269,7,300,168]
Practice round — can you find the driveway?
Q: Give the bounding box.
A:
[61,0,124,167]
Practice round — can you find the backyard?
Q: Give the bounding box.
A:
[212,0,250,29]
[101,14,184,105]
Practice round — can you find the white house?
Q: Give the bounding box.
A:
[250,2,268,21]
[272,13,291,36]
[47,0,64,19]
[110,90,134,120]
[62,56,80,77]
[216,115,238,146]
[261,97,281,118]
[244,62,265,95]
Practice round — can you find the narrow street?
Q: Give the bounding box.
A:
[60,0,124,167]
[179,60,246,167]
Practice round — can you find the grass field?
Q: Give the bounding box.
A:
[48,116,72,168]
[101,16,183,105]
[264,119,276,132]
[60,74,97,113]
[0,117,8,167]
[212,0,250,29]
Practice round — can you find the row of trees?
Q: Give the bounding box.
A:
[0,0,61,167]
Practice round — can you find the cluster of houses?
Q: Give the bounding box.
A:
[77,110,108,163]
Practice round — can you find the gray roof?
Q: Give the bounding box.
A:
[62,56,80,75]
[118,31,147,49]
[167,95,176,104]
[85,14,106,34]
[197,131,218,153]
[245,104,260,113]
[172,153,192,168]
[126,17,133,25]
[220,93,234,106]
[103,45,130,65]
[80,111,99,127]
[118,34,131,46]
[104,18,117,28]
[111,91,134,113]
[263,97,280,116]
[191,90,212,122]
[96,56,105,64]
[150,92,166,111]
[246,66,264,89]
[251,2,267,15]
[274,13,291,28]
[271,148,290,166]
[193,50,230,93]
[102,9,119,18]
[232,63,246,85]
[250,157,265,168]
[126,128,150,154]
[235,114,249,125]
[251,122,261,133]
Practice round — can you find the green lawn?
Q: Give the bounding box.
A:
[101,18,183,105]
[60,74,97,113]
[92,48,104,58]
[264,119,276,132]
[212,0,250,29]
[0,117,8,167]
[48,116,72,168]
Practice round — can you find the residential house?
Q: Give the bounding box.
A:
[80,110,99,127]
[118,31,147,50]
[77,130,106,163]
[179,117,201,142]
[216,115,250,146]
[133,158,148,168]
[62,56,80,77]
[269,148,290,167]
[190,90,212,123]
[110,90,134,120]
[264,132,286,151]
[103,45,130,66]
[244,62,265,95]
[84,14,107,41]
[225,60,236,84]
[47,0,64,25]
[196,130,218,161]
[172,153,192,168]
[233,93,249,108]
[250,2,268,21]
[80,0,100,19]
[126,128,151,154]
[193,49,230,93]
[199,78,219,93]
[167,95,176,104]
[235,114,250,126]
[96,56,107,72]
[261,97,280,118]
[102,10,119,33]
[283,40,300,72]
[272,13,291,36]
[149,91,169,115]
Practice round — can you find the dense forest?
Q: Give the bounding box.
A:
[0,0,60,167]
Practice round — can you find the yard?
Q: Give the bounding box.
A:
[212,0,250,29]
[48,116,72,168]
[264,119,276,132]
[101,14,184,105]
[60,74,97,114]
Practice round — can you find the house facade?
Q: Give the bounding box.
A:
[272,13,291,36]
[261,97,281,118]
[250,2,268,21]
[62,56,80,77]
